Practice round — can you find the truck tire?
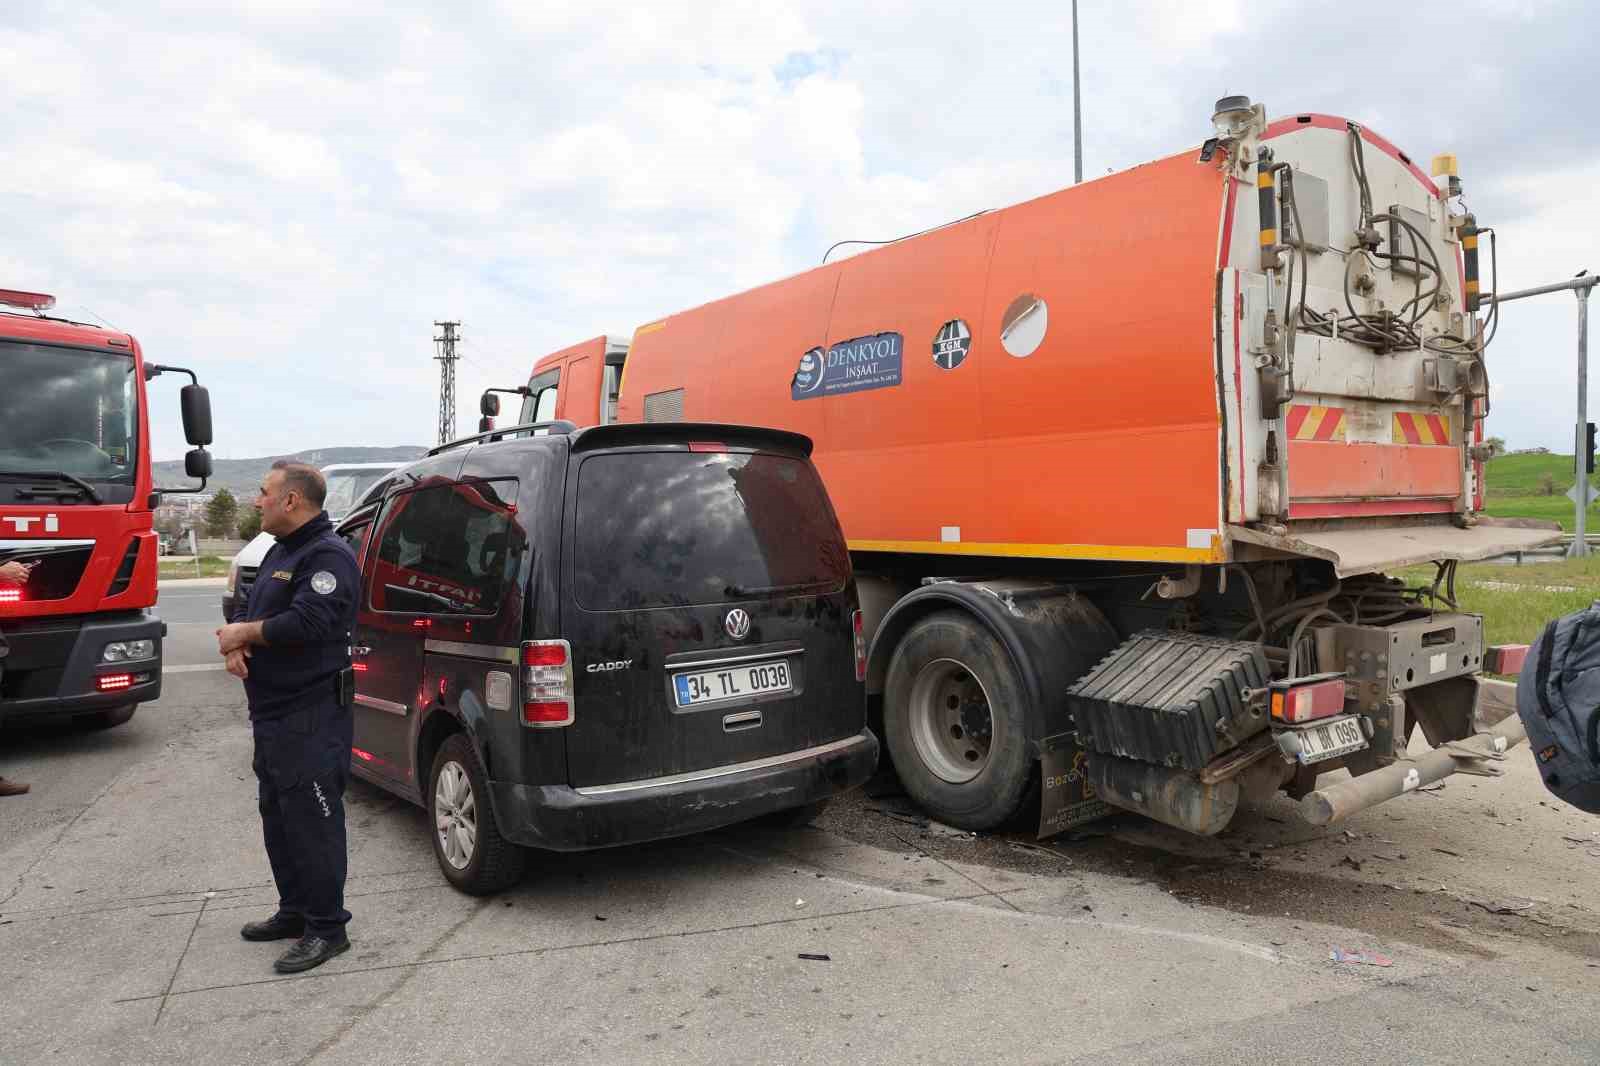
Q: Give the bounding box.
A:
[429,733,527,895]
[883,611,1032,831]
[84,704,137,730]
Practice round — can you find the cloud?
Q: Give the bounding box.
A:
[0,0,1592,461]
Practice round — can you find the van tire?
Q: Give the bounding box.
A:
[429,733,526,895]
[83,704,137,730]
[883,611,1032,832]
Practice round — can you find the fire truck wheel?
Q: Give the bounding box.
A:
[83,704,137,730]
[883,611,1031,831]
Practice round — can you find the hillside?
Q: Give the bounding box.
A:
[1483,450,1597,531]
[154,445,428,499]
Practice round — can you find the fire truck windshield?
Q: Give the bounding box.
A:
[0,341,139,490]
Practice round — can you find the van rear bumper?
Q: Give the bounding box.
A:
[489,730,879,852]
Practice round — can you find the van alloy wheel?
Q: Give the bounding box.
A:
[434,760,478,870]
[906,656,995,784]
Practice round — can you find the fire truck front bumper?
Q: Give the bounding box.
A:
[0,610,164,725]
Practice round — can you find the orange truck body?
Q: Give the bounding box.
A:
[533,114,1540,573]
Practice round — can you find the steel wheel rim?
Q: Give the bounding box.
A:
[906,656,995,784]
[434,760,477,870]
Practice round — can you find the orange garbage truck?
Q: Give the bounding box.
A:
[479,96,1558,837]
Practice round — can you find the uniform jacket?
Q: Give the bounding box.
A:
[235,512,359,720]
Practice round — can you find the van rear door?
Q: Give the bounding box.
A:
[560,428,861,789]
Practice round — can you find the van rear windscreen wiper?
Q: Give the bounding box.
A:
[0,470,103,505]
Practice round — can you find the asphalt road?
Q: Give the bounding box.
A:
[2,580,1598,1064]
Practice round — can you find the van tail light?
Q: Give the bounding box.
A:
[1268,674,1348,724]
[852,610,867,682]
[0,588,20,604]
[520,639,574,727]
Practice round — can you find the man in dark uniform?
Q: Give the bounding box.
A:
[217,460,361,974]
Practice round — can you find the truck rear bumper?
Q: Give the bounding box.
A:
[1230,518,1564,576]
[488,730,879,851]
[0,610,163,725]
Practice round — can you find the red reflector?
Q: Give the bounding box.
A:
[351,747,375,762]
[0,288,55,311]
[411,618,432,628]
[522,701,571,724]
[1270,676,1346,723]
[97,673,134,691]
[1484,644,1529,676]
[522,642,568,666]
[0,588,20,604]
[687,442,727,453]
[351,662,368,672]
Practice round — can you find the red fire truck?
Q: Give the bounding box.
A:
[0,288,212,729]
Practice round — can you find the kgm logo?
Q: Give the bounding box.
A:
[586,660,633,673]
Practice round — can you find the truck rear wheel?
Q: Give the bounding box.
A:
[884,611,1032,831]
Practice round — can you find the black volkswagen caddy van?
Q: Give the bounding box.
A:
[337,421,877,894]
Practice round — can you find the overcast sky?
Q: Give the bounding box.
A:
[3,1,1592,461]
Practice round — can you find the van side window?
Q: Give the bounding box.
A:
[368,479,520,616]
[519,369,559,425]
[340,518,375,570]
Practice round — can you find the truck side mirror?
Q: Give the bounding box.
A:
[185,447,212,479]
[480,392,500,417]
[181,384,213,446]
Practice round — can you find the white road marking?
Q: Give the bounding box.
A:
[163,663,228,674]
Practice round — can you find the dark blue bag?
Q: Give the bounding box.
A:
[1516,607,1600,814]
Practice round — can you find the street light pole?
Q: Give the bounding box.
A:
[1487,274,1596,556]
[1072,0,1082,185]
[1576,286,1591,557]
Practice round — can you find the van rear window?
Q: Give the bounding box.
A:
[574,451,848,611]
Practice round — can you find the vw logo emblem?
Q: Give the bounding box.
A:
[724,608,751,640]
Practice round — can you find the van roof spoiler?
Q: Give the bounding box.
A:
[569,422,814,457]
[427,420,578,456]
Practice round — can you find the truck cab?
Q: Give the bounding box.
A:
[0,288,211,729]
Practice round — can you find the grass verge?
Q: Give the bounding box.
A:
[158,556,231,579]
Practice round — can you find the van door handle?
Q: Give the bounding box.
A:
[350,646,372,658]
[722,710,762,732]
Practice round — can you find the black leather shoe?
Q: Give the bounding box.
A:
[273,934,350,974]
[240,912,305,942]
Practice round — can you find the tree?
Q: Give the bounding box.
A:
[1484,436,1507,458]
[236,507,263,541]
[204,489,239,539]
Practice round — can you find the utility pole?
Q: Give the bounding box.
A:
[1485,273,1597,556]
[1072,0,1083,184]
[434,320,460,446]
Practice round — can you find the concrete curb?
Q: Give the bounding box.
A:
[159,577,229,588]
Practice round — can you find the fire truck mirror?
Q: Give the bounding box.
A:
[480,391,501,417]
[185,448,213,480]
[180,384,213,446]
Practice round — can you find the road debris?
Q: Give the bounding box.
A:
[1338,856,1364,872]
[1463,896,1537,916]
[1330,947,1394,967]
[798,953,831,962]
